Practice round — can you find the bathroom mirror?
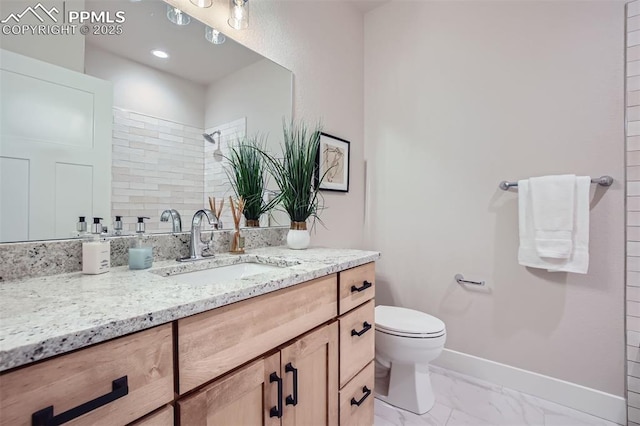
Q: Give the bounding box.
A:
[0,0,292,243]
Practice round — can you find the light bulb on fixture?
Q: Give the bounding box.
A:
[190,0,213,7]
[228,0,248,30]
[166,4,191,26]
[205,26,226,44]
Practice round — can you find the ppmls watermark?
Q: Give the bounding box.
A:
[1,2,125,36]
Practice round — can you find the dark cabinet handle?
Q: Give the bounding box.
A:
[351,281,372,293]
[32,376,128,426]
[350,386,371,407]
[269,372,283,418]
[285,362,298,406]
[351,321,372,337]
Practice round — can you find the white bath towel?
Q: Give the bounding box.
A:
[529,174,576,259]
[518,176,590,274]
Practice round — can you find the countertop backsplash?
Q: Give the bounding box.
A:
[0,227,288,282]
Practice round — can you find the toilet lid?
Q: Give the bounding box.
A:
[375,305,445,335]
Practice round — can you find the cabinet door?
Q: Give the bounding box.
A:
[281,322,339,426]
[177,353,281,426]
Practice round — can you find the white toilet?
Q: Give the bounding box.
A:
[374,305,446,415]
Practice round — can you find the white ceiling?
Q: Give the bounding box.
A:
[85,0,266,85]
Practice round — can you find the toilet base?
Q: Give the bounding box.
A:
[374,362,435,415]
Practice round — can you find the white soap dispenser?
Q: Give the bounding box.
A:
[129,217,153,270]
[82,217,111,275]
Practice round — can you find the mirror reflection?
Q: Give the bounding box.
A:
[0,0,292,243]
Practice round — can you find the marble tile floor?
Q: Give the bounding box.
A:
[374,366,620,426]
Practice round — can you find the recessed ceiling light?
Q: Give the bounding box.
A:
[151,49,169,59]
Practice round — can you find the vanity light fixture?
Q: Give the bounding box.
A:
[205,26,226,44]
[167,4,191,26]
[151,49,170,59]
[190,0,213,7]
[228,0,249,30]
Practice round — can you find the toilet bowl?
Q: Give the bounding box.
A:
[374,305,446,415]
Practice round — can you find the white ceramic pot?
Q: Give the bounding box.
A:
[287,222,310,250]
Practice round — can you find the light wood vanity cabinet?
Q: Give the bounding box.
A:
[0,261,376,426]
[0,324,173,426]
[178,323,339,425]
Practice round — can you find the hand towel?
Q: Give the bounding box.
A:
[529,174,576,259]
[518,176,590,274]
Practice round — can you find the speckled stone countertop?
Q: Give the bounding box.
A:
[0,246,380,372]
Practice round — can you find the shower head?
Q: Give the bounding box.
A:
[203,130,221,144]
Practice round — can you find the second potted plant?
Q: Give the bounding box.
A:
[266,120,326,250]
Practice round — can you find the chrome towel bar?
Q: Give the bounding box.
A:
[498,175,613,191]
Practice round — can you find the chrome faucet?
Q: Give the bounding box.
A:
[160,209,182,233]
[179,209,218,262]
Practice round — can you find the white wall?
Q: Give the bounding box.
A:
[168,0,365,248]
[84,45,205,128]
[365,0,625,396]
[205,58,292,152]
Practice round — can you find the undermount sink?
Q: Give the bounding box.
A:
[168,262,284,285]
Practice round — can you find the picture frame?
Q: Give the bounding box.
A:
[316,132,350,192]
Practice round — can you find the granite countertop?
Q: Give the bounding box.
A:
[0,246,380,372]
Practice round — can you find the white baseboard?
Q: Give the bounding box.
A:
[431,348,626,425]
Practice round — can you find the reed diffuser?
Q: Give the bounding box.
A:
[229,196,245,254]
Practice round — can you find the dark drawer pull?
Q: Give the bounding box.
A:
[350,386,371,407]
[351,280,372,293]
[269,372,283,418]
[351,321,372,337]
[285,362,298,406]
[32,376,128,426]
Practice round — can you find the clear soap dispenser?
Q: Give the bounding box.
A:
[82,217,111,275]
[129,217,153,270]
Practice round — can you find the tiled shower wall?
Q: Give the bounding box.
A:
[629,2,640,424]
[111,108,205,233]
[204,118,247,229]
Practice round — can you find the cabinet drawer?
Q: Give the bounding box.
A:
[0,324,173,426]
[339,263,375,315]
[339,361,374,426]
[178,274,338,394]
[339,300,375,388]
[131,405,173,426]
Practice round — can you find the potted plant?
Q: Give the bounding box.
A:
[225,135,275,227]
[265,120,326,249]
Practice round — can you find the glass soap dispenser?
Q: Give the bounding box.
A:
[129,217,153,270]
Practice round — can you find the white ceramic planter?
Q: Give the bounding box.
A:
[287,227,310,250]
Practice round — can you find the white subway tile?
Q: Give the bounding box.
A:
[631,271,640,287]
[631,406,640,423]
[630,92,640,108]
[631,242,640,257]
[130,112,159,125]
[631,365,640,381]
[629,256,640,272]
[631,121,640,137]
[629,316,640,333]
[630,61,640,78]
[631,30,640,47]
[631,212,640,226]
[631,1,640,18]
[631,76,640,92]
[631,182,640,197]
[631,330,640,347]
[131,128,159,138]
[631,286,640,302]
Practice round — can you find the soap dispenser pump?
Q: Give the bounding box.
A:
[129,217,153,270]
[82,217,111,275]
